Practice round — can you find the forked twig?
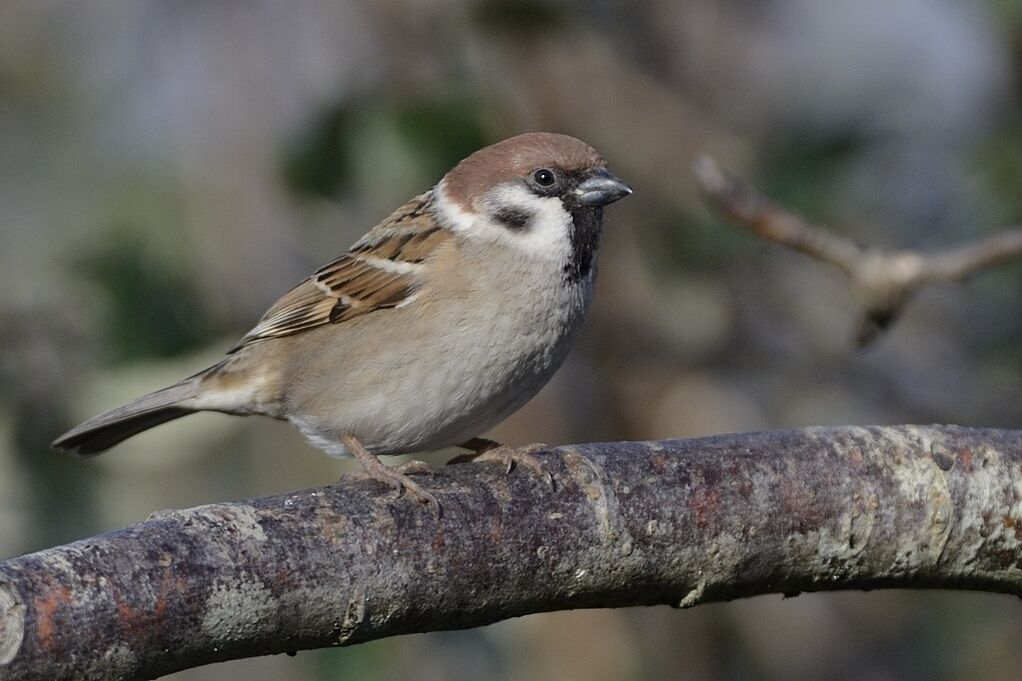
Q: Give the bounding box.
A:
[694,155,1022,345]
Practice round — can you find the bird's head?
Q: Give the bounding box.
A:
[435,132,632,279]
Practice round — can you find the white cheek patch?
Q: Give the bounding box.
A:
[434,180,572,263]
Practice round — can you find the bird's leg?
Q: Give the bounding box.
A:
[451,437,553,487]
[341,433,439,513]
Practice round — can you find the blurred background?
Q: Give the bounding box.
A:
[2,1,1021,679]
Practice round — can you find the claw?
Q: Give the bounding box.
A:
[453,438,555,489]
[341,434,441,515]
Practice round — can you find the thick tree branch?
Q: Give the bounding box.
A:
[694,155,1022,345]
[2,425,1022,680]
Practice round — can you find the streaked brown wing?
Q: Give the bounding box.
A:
[229,192,450,352]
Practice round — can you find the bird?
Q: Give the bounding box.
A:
[52,132,632,509]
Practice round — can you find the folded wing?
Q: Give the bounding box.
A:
[230,192,450,351]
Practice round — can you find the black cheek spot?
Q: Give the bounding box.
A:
[493,207,532,231]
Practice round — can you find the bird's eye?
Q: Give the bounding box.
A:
[532,168,556,187]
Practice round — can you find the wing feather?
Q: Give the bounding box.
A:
[229,192,448,352]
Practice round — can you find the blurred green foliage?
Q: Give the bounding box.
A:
[472,0,567,33]
[975,120,1022,227]
[76,227,215,363]
[283,94,491,198]
[761,131,868,226]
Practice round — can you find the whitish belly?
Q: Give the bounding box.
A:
[285,284,589,457]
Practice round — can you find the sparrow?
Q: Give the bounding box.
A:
[52,132,632,509]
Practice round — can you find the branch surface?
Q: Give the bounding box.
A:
[694,155,1022,344]
[2,425,1022,680]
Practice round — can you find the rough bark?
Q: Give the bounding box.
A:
[2,425,1021,680]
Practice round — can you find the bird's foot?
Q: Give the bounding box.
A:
[451,438,554,488]
[342,434,439,514]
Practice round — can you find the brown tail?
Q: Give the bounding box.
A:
[51,380,200,456]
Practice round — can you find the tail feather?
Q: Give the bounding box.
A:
[52,380,201,456]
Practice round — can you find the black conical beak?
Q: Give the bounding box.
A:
[574,169,633,207]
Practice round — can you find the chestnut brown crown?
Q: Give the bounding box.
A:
[442,133,608,209]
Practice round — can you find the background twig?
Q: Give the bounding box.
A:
[1,425,1021,681]
[694,155,1022,345]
